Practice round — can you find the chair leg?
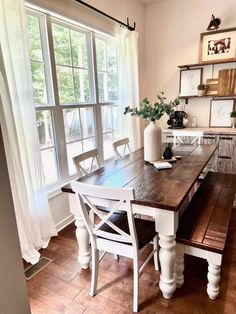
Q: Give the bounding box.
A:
[90,247,99,297]
[175,244,184,288]
[207,263,221,300]
[133,254,139,313]
[153,235,159,271]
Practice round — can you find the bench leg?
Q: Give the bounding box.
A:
[207,263,221,300]
[175,244,184,288]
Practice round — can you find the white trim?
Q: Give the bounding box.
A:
[25,1,116,39]
[47,173,78,198]
[47,188,63,199]
[55,214,75,232]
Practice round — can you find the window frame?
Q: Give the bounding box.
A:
[26,5,121,190]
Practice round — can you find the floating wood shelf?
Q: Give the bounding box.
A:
[178,60,236,68]
[178,60,236,104]
[179,95,236,100]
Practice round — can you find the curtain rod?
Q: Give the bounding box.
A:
[74,0,136,31]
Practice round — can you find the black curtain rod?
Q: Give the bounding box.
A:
[74,0,136,31]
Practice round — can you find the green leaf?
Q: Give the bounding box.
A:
[124,92,179,121]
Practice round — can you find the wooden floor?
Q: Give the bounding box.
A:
[26,209,236,314]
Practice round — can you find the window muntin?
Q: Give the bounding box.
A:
[101,105,119,160]
[52,22,92,104]
[36,110,59,185]
[63,107,96,175]
[95,36,120,160]
[26,14,48,105]
[95,37,119,103]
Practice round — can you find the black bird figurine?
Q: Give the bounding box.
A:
[163,143,173,160]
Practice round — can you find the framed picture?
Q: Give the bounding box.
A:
[209,99,235,127]
[199,28,236,63]
[179,68,202,97]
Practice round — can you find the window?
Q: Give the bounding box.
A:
[26,14,48,105]
[36,110,58,184]
[96,36,119,160]
[26,7,121,187]
[26,13,59,185]
[52,22,92,104]
[63,107,96,175]
[51,20,97,175]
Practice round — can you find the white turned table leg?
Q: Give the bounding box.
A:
[207,264,221,300]
[74,213,91,269]
[159,234,176,299]
[175,244,184,288]
[69,194,91,269]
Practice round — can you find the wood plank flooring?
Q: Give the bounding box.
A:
[26,209,236,314]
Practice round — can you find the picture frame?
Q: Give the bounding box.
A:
[209,99,235,127]
[179,68,202,97]
[199,28,236,64]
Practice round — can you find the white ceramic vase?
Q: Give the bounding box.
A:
[230,117,236,128]
[144,120,162,162]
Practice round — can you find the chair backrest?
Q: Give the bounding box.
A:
[173,131,203,145]
[71,181,138,248]
[73,149,101,177]
[112,138,131,159]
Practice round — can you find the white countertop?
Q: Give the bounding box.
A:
[163,127,236,135]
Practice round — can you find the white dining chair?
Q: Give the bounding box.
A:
[112,138,131,159]
[173,130,203,145]
[73,149,122,260]
[71,181,159,313]
[73,148,101,177]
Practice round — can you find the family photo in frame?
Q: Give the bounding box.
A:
[200,28,236,63]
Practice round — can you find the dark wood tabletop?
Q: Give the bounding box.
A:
[62,144,217,212]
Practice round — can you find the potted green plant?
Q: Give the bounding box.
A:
[197,84,206,97]
[230,111,236,128]
[124,92,179,162]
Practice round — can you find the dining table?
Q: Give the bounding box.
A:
[62,143,217,299]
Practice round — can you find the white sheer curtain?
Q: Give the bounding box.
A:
[117,28,141,150]
[0,0,57,264]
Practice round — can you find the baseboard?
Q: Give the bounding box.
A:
[56,214,75,232]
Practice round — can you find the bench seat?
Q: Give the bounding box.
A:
[175,172,236,300]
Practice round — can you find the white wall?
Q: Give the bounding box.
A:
[144,0,236,129]
[28,0,146,230]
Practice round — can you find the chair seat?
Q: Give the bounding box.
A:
[98,213,157,249]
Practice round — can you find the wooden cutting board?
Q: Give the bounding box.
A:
[218,69,236,96]
[206,78,218,95]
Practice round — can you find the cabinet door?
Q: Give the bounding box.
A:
[163,132,173,143]
[203,135,218,172]
[217,135,236,174]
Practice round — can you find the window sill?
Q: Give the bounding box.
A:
[46,159,114,199]
[47,174,78,199]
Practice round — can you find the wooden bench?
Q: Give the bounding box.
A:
[175,172,236,300]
